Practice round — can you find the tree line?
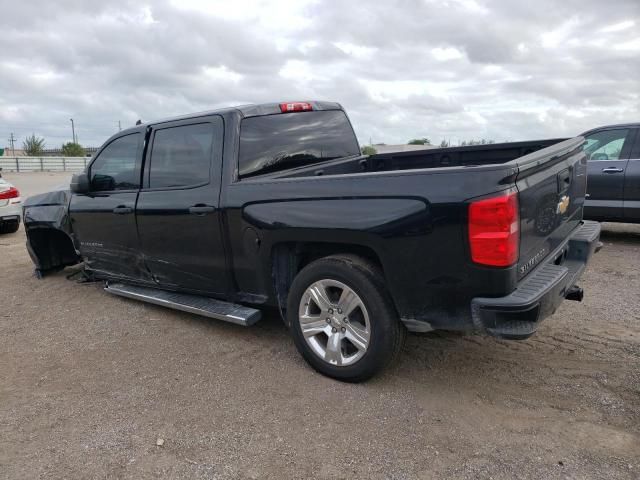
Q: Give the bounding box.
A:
[408,138,496,147]
[21,134,86,157]
[361,137,496,155]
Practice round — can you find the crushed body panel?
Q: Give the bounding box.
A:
[23,190,81,276]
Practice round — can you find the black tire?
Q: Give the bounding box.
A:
[287,254,406,382]
[0,220,19,234]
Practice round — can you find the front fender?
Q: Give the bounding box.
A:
[23,190,80,276]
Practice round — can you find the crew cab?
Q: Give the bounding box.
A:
[582,123,640,223]
[23,101,601,382]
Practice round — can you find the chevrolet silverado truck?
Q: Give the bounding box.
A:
[23,101,601,382]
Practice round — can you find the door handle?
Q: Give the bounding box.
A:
[188,205,216,215]
[113,206,133,215]
[602,167,624,173]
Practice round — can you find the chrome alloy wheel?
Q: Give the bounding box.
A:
[298,279,371,366]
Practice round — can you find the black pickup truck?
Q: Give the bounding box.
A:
[23,101,601,381]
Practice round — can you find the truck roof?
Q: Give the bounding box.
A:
[581,123,640,136]
[126,101,343,133]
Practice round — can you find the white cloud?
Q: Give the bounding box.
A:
[541,18,581,48]
[169,0,317,31]
[599,20,635,33]
[613,37,640,51]
[140,5,158,25]
[0,0,638,147]
[279,60,315,83]
[333,42,377,60]
[431,47,464,61]
[448,0,489,14]
[203,66,243,83]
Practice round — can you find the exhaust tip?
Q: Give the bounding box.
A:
[565,285,584,302]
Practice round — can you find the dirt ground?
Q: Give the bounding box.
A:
[1,173,639,479]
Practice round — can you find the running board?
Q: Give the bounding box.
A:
[104,282,261,326]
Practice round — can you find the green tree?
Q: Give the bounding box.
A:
[408,138,431,145]
[62,142,86,157]
[23,134,45,156]
[361,145,377,155]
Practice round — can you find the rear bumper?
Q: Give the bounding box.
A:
[1,201,22,223]
[471,220,601,339]
[1,213,21,224]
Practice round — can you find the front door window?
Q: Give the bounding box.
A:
[90,134,140,191]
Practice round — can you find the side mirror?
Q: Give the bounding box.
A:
[70,172,90,194]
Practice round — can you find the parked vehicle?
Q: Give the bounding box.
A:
[0,169,21,234]
[23,101,601,381]
[581,123,640,223]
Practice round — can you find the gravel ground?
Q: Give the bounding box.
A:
[1,173,639,479]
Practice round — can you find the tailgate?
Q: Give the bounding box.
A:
[515,137,587,279]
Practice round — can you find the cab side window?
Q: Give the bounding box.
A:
[148,123,214,189]
[90,134,140,191]
[583,129,629,161]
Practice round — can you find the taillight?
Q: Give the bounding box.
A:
[0,186,20,200]
[279,102,313,113]
[468,191,519,267]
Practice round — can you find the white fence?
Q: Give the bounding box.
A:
[0,156,89,172]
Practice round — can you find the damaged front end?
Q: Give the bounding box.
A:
[23,190,81,277]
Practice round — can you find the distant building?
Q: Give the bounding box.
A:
[41,147,99,157]
[370,144,437,154]
[1,148,27,156]
[1,147,98,157]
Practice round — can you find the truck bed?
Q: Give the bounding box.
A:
[231,135,588,332]
[276,138,569,179]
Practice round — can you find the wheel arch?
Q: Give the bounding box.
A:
[26,227,81,276]
[270,241,387,326]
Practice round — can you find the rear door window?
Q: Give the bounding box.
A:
[148,123,216,188]
[238,110,360,178]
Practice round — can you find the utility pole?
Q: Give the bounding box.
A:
[70,118,76,144]
[8,133,16,155]
[118,120,122,132]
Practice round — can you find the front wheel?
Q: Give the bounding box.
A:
[287,255,405,382]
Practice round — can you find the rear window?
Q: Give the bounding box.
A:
[238,110,360,178]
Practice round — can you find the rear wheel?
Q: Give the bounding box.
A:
[287,255,405,382]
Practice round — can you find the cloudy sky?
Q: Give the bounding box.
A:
[1,0,638,149]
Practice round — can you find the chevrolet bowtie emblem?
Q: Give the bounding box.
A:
[557,195,570,214]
